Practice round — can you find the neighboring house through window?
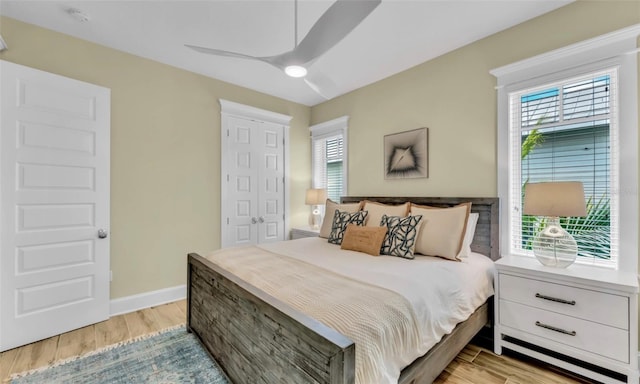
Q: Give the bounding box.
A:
[310,116,348,202]
[492,25,638,270]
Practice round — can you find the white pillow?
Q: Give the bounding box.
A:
[457,213,479,259]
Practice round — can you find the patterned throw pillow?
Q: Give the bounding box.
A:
[328,210,368,245]
[380,214,423,259]
[319,199,363,238]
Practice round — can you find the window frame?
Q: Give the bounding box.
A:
[310,116,349,201]
[491,24,639,271]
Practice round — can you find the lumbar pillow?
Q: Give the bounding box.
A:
[328,210,369,245]
[340,224,388,256]
[362,200,410,227]
[410,202,471,260]
[320,199,362,239]
[380,214,423,259]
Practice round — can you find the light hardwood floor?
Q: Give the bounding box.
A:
[1,300,592,384]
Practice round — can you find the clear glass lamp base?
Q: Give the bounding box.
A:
[309,208,322,230]
[532,217,577,268]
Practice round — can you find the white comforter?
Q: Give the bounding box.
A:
[209,237,494,384]
[264,238,494,382]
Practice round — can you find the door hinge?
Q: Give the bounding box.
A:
[227,129,229,137]
[227,174,230,182]
[227,217,229,225]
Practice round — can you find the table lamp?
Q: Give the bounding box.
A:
[523,181,586,268]
[305,188,327,230]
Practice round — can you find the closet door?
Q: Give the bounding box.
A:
[225,116,259,246]
[257,122,284,243]
[223,116,285,247]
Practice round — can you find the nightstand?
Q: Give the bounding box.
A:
[290,227,320,240]
[494,255,638,384]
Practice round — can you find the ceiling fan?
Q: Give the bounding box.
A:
[185,0,381,100]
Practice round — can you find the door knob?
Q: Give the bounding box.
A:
[258,216,265,223]
[98,229,108,239]
[251,217,257,224]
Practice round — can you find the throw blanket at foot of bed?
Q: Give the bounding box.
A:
[206,246,423,384]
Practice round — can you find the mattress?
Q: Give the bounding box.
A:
[207,237,494,383]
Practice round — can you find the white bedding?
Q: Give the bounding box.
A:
[257,237,495,382]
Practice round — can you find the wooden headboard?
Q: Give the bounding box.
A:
[340,197,500,261]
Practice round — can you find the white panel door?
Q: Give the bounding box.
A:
[0,60,110,351]
[258,122,284,243]
[224,116,284,247]
[226,116,259,246]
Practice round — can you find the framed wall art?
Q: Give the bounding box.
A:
[384,127,428,179]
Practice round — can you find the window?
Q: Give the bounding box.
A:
[310,116,348,202]
[511,72,616,265]
[492,25,638,270]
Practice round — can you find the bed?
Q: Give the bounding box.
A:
[187,196,499,384]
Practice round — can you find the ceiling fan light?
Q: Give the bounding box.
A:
[284,65,307,78]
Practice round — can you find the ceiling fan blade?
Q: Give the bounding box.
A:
[292,0,381,64]
[185,44,263,62]
[304,70,340,101]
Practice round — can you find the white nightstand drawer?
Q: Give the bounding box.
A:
[290,227,320,239]
[500,300,629,363]
[499,273,628,329]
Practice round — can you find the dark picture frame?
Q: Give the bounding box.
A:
[384,127,428,179]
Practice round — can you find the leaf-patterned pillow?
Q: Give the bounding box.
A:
[380,214,423,259]
[328,210,368,245]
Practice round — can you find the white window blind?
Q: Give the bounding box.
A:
[325,137,344,201]
[312,134,344,201]
[509,70,618,266]
[310,116,348,203]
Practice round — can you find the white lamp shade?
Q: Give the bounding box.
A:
[523,181,586,217]
[305,188,327,205]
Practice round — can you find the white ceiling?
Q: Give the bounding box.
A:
[0,0,572,106]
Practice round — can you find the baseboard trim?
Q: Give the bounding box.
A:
[110,285,186,316]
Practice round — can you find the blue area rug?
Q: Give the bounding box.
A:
[11,327,229,384]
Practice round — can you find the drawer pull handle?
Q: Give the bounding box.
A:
[535,321,576,336]
[535,293,576,306]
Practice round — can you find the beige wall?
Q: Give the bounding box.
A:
[311,0,640,199]
[0,16,311,299]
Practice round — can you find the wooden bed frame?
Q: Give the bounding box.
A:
[187,197,499,384]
